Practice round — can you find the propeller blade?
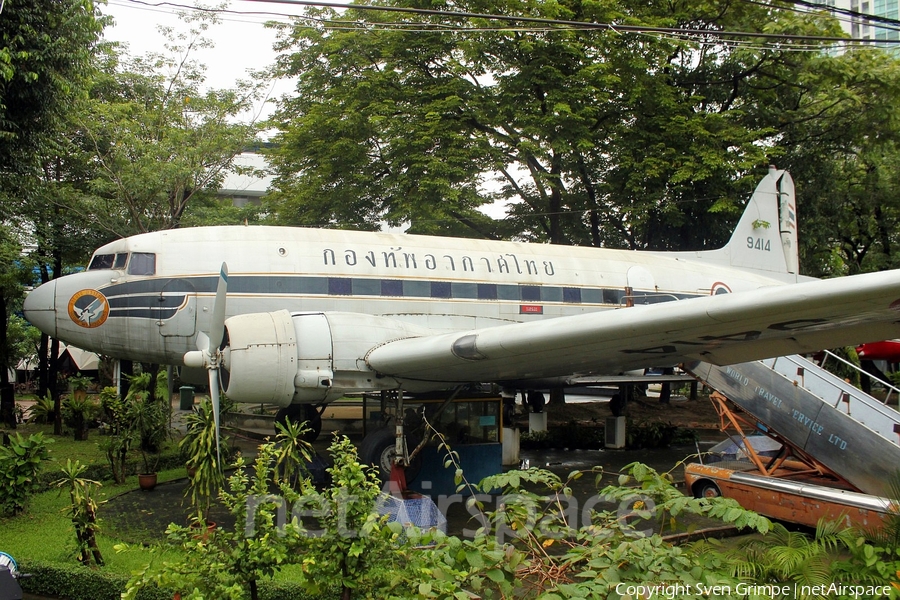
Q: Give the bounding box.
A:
[208,367,221,467]
[195,331,210,354]
[209,264,228,352]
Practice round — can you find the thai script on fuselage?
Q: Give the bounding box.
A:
[322,247,556,277]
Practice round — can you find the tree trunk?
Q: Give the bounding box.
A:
[52,336,62,435]
[0,290,14,428]
[0,384,14,429]
[658,383,671,404]
[548,388,566,406]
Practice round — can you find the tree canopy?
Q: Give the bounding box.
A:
[266,0,861,256]
[79,10,265,236]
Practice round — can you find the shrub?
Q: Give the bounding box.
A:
[625,419,678,448]
[0,432,54,516]
[20,559,323,600]
[27,392,55,424]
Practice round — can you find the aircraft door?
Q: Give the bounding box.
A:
[158,278,197,338]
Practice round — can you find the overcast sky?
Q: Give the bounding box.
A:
[102,0,303,121]
[100,0,510,220]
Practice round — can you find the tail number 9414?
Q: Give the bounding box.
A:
[747,237,771,251]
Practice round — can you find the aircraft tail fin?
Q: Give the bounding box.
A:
[679,167,799,278]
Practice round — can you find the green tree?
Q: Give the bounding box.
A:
[0,227,33,426]
[266,0,842,249]
[770,49,900,276]
[0,0,103,199]
[80,9,265,236]
[0,0,104,422]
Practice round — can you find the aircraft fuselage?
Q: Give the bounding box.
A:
[25,225,798,368]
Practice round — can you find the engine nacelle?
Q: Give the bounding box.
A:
[221,310,334,407]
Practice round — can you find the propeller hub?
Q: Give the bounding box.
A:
[184,350,208,369]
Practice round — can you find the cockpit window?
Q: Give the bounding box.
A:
[88,253,131,271]
[88,254,114,270]
[128,252,156,276]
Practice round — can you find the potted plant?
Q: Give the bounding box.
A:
[179,397,225,528]
[68,375,94,401]
[130,398,170,491]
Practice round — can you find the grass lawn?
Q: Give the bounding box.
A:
[0,467,186,575]
[0,420,187,575]
[0,419,324,599]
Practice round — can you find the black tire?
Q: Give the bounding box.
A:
[609,393,625,417]
[358,426,422,483]
[527,390,545,413]
[275,404,322,443]
[695,480,721,498]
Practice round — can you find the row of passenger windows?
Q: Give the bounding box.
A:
[325,277,636,304]
[88,252,157,276]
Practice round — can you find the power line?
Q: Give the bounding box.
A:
[110,0,900,44]
[249,0,895,42]
[781,0,900,28]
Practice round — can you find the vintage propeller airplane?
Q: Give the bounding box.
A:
[22,167,900,470]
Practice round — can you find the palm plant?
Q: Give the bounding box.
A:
[273,418,313,486]
[62,393,97,441]
[27,392,54,424]
[180,397,225,524]
[53,459,103,566]
[721,519,856,595]
[130,398,169,476]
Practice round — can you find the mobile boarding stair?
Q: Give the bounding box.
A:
[686,355,900,499]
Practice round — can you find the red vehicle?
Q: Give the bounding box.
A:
[857,339,900,362]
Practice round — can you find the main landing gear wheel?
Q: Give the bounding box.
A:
[695,481,721,498]
[275,404,322,443]
[358,426,423,483]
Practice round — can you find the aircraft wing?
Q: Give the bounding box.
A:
[366,269,900,384]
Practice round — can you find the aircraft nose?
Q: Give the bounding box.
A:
[23,280,58,337]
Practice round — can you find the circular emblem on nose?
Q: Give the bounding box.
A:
[68,289,110,328]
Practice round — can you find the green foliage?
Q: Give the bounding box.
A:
[99,386,135,483]
[19,560,170,600]
[62,392,98,440]
[0,431,54,516]
[5,314,41,374]
[79,8,264,235]
[266,0,841,250]
[0,0,103,181]
[20,558,323,600]
[53,459,104,566]
[131,397,170,474]
[179,397,226,522]
[28,391,55,424]
[97,383,172,478]
[10,427,900,600]
[467,460,773,598]
[625,419,679,449]
[67,375,94,392]
[273,418,313,485]
[821,346,863,388]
